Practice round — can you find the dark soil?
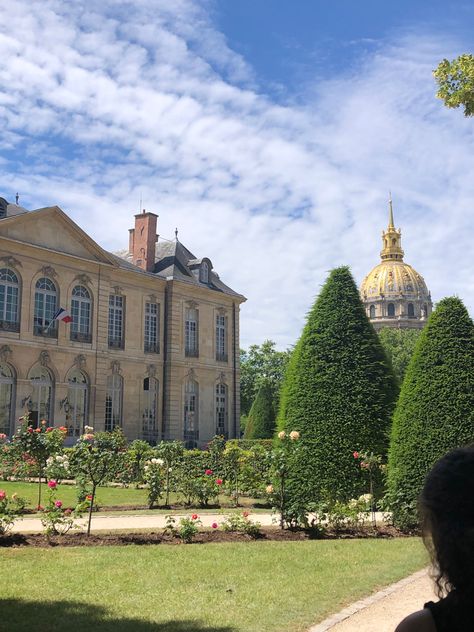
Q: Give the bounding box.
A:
[0,525,407,548]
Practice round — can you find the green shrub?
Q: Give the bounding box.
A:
[244,381,276,439]
[278,266,398,505]
[388,297,474,528]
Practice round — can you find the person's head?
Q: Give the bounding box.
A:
[420,445,474,598]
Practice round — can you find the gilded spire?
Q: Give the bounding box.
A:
[380,194,404,261]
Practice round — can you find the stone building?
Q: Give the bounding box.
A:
[360,199,432,330]
[0,196,245,445]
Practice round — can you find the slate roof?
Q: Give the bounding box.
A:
[115,237,244,299]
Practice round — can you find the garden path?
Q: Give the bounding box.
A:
[309,568,435,632]
[11,511,276,533]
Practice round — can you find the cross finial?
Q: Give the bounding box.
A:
[388,191,395,229]
[15,192,19,205]
[175,227,178,240]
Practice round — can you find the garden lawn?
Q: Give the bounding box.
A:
[0,539,427,632]
[0,480,265,511]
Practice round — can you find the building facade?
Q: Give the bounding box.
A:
[360,199,432,330]
[0,197,245,446]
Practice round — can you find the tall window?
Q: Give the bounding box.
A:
[215,383,228,438]
[185,307,199,357]
[34,277,58,337]
[215,313,227,361]
[407,303,415,318]
[184,379,199,447]
[369,305,376,319]
[65,369,89,438]
[28,365,53,426]
[144,302,160,353]
[387,303,395,318]
[71,286,92,343]
[108,294,124,349]
[142,377,159,442]
[105,374,123,431]
[0,363,15,435]
[0,268,20,332]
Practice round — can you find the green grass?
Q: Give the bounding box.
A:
[0,480,266,512]
[0,539,428,632]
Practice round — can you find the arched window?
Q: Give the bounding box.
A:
[0,363,15,435]
[0,268,20,332]
[387,303,395,318]
[66,369,89,437]
[215,383,228,438]
[105,373,123,431]
[34,277,58,338]
[369,305,376,319]
[28,365,54,426]
[200,261,209,284]
[71,286,92,343]
[184,379,199,447]
[142,377,159,442]
[407,303,415,318]
[392,238,396,246]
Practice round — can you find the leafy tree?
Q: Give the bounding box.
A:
[240,340,291,417]
[434,54,474,116]
[244,381,276,439]
[378,328,421,385]
[278,266,398,506]
[387,297,474,528]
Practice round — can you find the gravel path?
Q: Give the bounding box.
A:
[309,568,436,632]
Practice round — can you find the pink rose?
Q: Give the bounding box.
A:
[0,490,6,500]
[242,511,249,518]
[48,480,57,489]
[215,478,223,486]
[55,500,63,508]
[353,451,359,459]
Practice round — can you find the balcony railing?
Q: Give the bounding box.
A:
[34,323,58,338]
[70,331,92,344]
[0,320,20,333]
[144,341,160,354]
[216,352,228,362]
[108,337,124,350]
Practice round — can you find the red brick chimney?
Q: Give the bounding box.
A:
[129,210,158,272]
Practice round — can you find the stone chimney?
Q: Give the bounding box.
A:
[129,210,158,272]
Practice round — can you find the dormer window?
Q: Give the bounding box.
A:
[200,261,209,284]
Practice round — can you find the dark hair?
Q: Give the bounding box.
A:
[420,446,474,599]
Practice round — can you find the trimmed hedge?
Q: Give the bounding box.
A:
[278,266,398,502]
[228,439,274,451]
[388,297,474,528]
[244,382,276,439]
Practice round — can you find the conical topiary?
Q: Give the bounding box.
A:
[388,297,474,528]
[278,266,398,503]
[244,381,276,439]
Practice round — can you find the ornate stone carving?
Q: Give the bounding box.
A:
[146,364,157,378]
[111,360,121,374]
[0,255,22,268]
[74,354,87,369]
[74,273,92,286]
[0,345,12,362]
[216,307,227,316]
[40,265,57,278]
[217,372,226,384]
[148,294,158,303]
[39,350,50,366]
[186,368,196,381]
[112,285,123,295]
[186,300,198,309]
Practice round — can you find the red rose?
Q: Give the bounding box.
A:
[211,522,218,529]
[215,478,223,486]
[48,480,57,489]
[353,451,359,459]
[242,511,249,518]
[205,469,213,476]
[55,500,63,508]
[46,427,54,432]
[34,428,41,433]
[191,514,198,520]
[27,427,33,434]
[86,495,93,501]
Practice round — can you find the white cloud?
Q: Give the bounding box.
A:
[0,1,473,348]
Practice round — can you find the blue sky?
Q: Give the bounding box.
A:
[0,0,473,348]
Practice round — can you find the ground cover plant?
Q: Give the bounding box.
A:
[0,539,427,632]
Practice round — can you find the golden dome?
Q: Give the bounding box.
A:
[360,196,432,329]
[360,260,430,300]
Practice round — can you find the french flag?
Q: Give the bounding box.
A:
[53,307,73,324]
